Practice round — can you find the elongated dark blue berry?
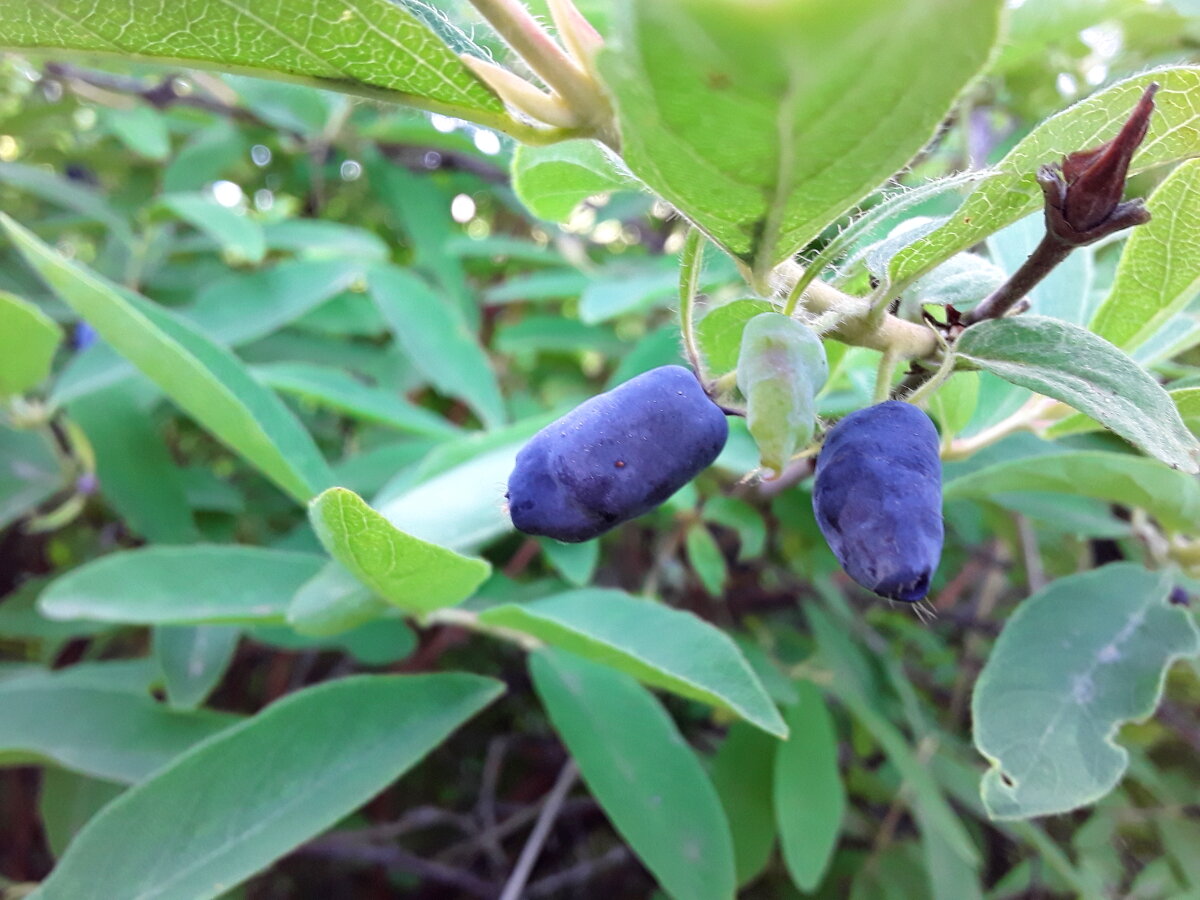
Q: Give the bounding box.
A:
[507,365,729,542]
[812,400,943,602]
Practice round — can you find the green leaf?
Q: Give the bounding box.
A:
[308,487,491,615]
[774,681,845,892]
[153,626,240,711]
[807,605,979,865]
[253,362,460,439]
[0,678,236,784]
[578,260,681,324]
[262,220,390,260]
[0,291,61,396]
[891,68,1200,287]
[481,589,787,737]
[0,0,509,125]
[703,495,767,561]
[529,648,736,900]
[512,140,632,222]
[685,523,728,596]
[712,722,777,887]
[378,438,525,551]
[368,158,476,325]
[31,673,503,900]
[369,265,506,430]
[38,769,124,859]
[1090,159,1200,351]
[737,313,827,473]
[0,424,62,531]
[0,161,130,242]
[1,214,335,502]
[39,546,326,625]
[697,299,776,374]
[68,384,199,544]
[597,0,1002,276]
[287,562,391,637]
[157,193,266,264]
[101,106,170,160]
[52,259,365,406]
[956,316,1200,472]
[945,450,1200,533]
[538,537,600,587]
[927,372,979,441]
[973,564,1200,819]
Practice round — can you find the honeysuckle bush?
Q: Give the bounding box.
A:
[1,1,1200,897]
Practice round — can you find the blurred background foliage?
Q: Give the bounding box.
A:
[1,0,1200,897]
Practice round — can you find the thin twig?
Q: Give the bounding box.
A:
[301,834,497,898]
[499,761,579,900]
[526,845,633,897]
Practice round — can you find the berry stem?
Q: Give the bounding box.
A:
[679,227,706,381]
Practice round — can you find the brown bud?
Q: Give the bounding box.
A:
[1039,83,1158,245]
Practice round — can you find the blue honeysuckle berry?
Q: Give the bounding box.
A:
[812,400,944,602]
[507,365,729,543]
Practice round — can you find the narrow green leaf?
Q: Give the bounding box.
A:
[101,106,170,160]
[737,313,827,473]
[927,372,980,442]
[68,384,199,544]
[774,681,845,892]
[38,546,326,625]
[530,648,736,900]
[0,425,62,531]
[253,362,461,439]
[0,291,61,396]
[38,769,124,859]
[369,265,506,430]
[807,605,979,865]
[482,589,787,738]
[973,564,1200,819]
[2,214,334,502]
[598,0,1002,275]
[0,678,236,784]
[538,538,600,587]
[31,674,503,900]
[697,299,776,374]
[52,258,365,406]
[685,523,729,596]
[287,562,391,637]
[892,68,1200,287]
[0,161,130,241]
[158,193,266,264]
[703,496,767,561]
[712,722,778,887]
[943,450,1200,533]
[0,0,507,122]
[308,487,491,615]
[956,315,1200,472]
[262,220,389,260]
[154,626,240,711]
[1091,158,1200,350]
[512,140,632,222]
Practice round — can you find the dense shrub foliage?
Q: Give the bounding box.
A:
[1,1,1200,898]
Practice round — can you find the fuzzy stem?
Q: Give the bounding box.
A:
[873,346,901,404]
[904,344,956,408]
[679,228,706,380]
[774,260,939,359]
